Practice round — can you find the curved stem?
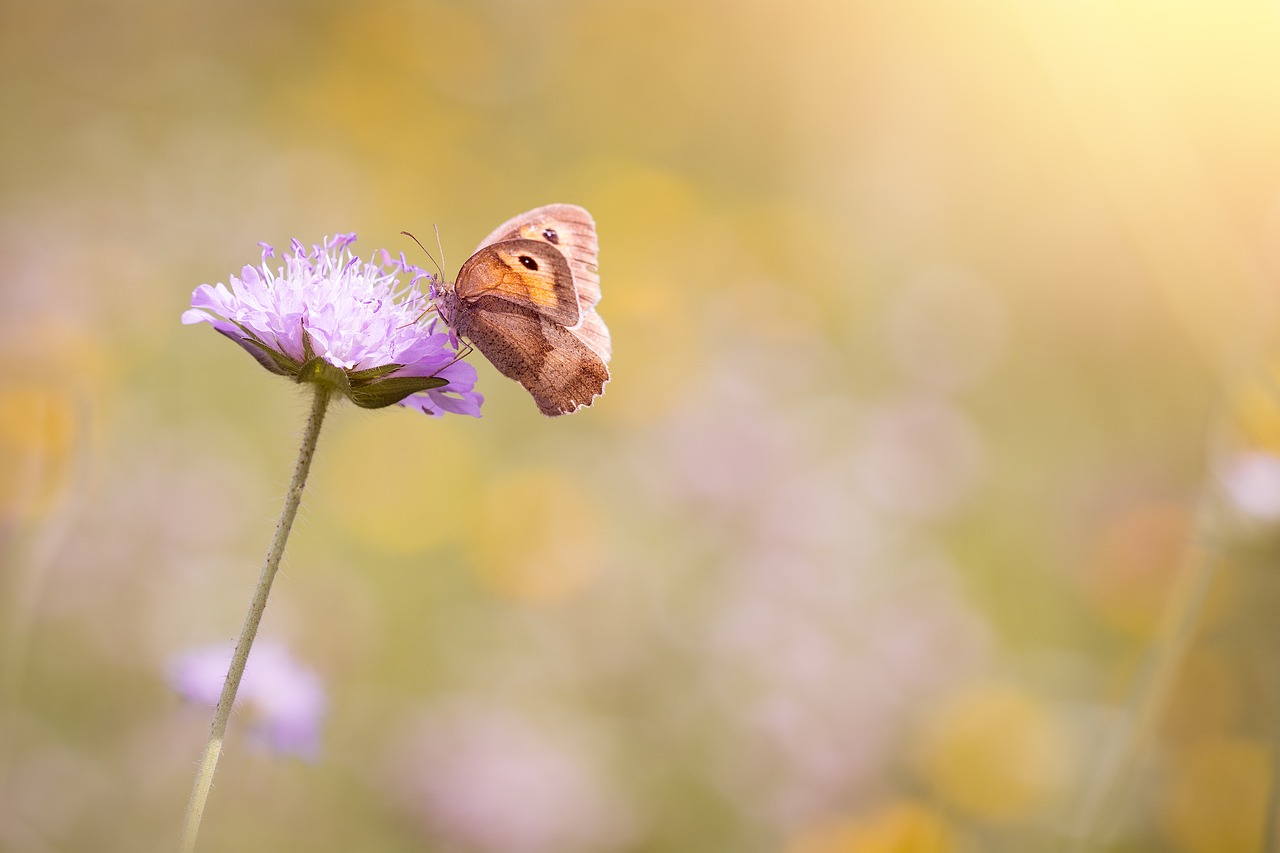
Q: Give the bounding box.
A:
[179,385,332,852]
[1070,498,1223,850]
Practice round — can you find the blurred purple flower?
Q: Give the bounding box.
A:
[384,704,635,853]
[851,394,984,520]
[169,641,326,760]
[182,234,482,417]
[708,545,993,826]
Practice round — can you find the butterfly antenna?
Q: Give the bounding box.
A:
[398,230,448,328]
[400,230,443,279]
[434,224,447,280]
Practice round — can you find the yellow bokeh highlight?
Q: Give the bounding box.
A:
[0,321,116,525]
[465,467,604,603]
[915,683,1070,823]
[784,802,960,853]
[1159,736,1268,853]
[0,383,81,525]
[313,410,478,555]
[1226,372,1280,453]
[0,384,75,457]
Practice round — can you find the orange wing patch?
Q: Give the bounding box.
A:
[453,240,580,327]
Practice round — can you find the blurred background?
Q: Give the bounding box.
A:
[5,0,1280,850]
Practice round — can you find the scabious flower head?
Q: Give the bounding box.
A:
[169,641,327,759]
[182,234,482,417]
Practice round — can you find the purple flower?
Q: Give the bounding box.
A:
[169,641,327,759]
[182,235,482,417]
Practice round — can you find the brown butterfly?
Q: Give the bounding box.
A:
[434,204,611,416]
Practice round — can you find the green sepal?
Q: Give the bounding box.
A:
[347,376,450,409]
[347,363,404,383]
[296,356,353,396]
[294,351,449,408]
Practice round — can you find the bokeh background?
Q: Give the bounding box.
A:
[6,1,1280,850]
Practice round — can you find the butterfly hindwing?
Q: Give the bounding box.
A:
[454,296,608,416]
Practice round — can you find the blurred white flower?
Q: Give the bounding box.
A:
[1217,449,1280,521]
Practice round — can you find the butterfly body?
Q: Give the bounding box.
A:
[436,205,610,416]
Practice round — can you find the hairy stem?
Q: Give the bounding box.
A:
[179,385,331,852]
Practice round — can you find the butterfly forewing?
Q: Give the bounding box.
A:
[453,240,580,328]
[476,204,610,361]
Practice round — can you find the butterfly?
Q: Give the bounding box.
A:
[434,204,611,416]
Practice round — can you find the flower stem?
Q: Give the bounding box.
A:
[179,384,332,853]
[1069,498,1223,850]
